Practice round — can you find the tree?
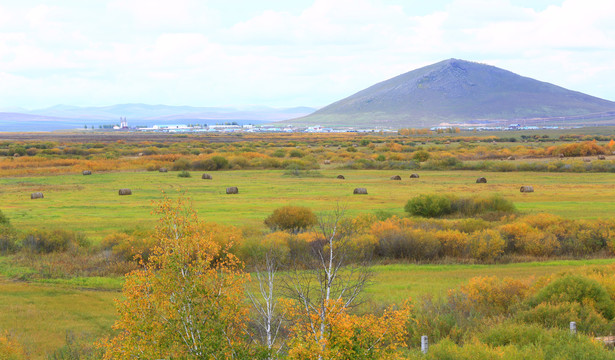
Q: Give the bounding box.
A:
[282,206,405,359]
[264,206,317,234]
[103,195,258,359]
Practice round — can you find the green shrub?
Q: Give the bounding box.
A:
[405,194,453,218]
[289,149,304,158]
[412,150,430,162]
[171,157,191,171]
[479,322,615,360]
[177,170,191,178]
[0,209,9,226]
[516,301,611,334]
[271,149,286,158]
[527,275,615,320]
[264,206,317,234]
[451,194,515,217]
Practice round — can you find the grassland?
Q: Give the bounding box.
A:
[2,258,614,358]
[1,169,615,241]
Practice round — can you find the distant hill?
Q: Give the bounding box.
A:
[282,59,615,128]
[0,104,316,131]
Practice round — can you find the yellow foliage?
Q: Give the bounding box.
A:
[435,229,468,258]
[450,276,531,316]
[0,332,27,360]
[468,229,505,262]
[284,299,413,360]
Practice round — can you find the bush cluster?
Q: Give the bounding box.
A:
[405,194,515,218]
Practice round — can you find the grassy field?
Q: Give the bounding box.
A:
[2,258,615,358]
[1,169,615,241]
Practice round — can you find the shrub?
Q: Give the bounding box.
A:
[479,322,614,360]
[171,157,191,171]
[20,229,89,254]
[450,194,515,217]
[177,170,191,178]
[527,275,615,320]
[0,331,27,360]
[271,149,286,158]
[289,149,304,158]
[450,276,530,316]
[101,232,156,262]
[0,226,18,254]
[264,206,317,234]
[516,301,611,334]
[0,209,9,226]
[467,229,505,262]
[405,194,453,218]
[374,228,440,260]
[435,229,468,258]
[412,150,430,162]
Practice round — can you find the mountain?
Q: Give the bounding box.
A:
[283,59,615,128]
[0,104,317,131]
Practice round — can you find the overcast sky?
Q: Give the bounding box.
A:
[1,0,614,110]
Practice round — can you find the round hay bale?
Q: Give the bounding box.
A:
[507,156,516,160]
[353,188,368,195]
[138,152,144,157]
[226,186,238,194]
[159,167,168,172]
[559,153,565,158]
[324,160,331,165]
[13,153,20,157]
[410,173,420,178]
[31,192,44,199]
[476,177,487,183]
[336,175,345,179]
[82,170,92,175]
[520,186,534,193]
[390,175,402,180]
[598,155,606,160]
[202,173,213,180]
[119,188,132,196]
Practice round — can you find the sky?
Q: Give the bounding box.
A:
[1,0,614,110]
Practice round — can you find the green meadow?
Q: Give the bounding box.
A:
[2,168,615,357]
[2,169,615,241]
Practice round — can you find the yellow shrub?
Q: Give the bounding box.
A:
[435,229,468,258]
[468,229,505,262]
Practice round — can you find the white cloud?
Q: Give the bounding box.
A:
[0,0,614,108]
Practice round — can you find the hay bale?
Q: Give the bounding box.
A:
[82,170,92,175]
[202,173,213,180]
[476,177,487,183]
[138,152,144,156]
[559,153,565,158]
[13,153,20,157]
[390,175,402,180]
[226,186,238,194]
[159,168,168,172]
[598,155,606,160]
[337,175,345,179]
[31,192,44,199]
[507,156,516,160]
[410,173,420,178]
[520,186,534,193]
[324,160,331,165]
[353,188,368,195]
[119,188,132,195]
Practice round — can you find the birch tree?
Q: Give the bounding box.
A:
[103,195,261,359]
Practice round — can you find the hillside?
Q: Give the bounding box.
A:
[282,59,615,128]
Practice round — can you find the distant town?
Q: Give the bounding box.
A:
[98,118,575,134]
